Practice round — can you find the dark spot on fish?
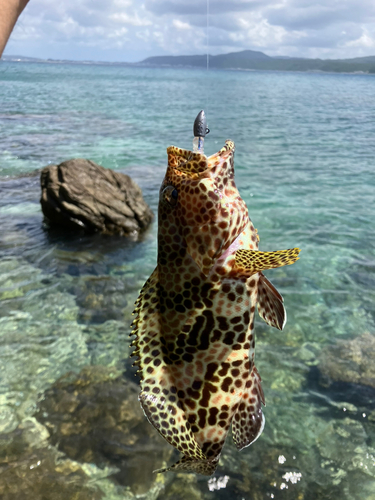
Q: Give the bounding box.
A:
[217,316,229,331]
[205,362,219,381]
[223,331,235,345]
[203,297,213,308]
[208,407,219,426]
[168,405,177,416]
[188,414,197,424]
[199,383,217,408]
[221,377,232,392]
[187,316,205,346]
[174,294,183,304]
[192,380,202,390]
[182,353,194,362]
[212,329,222,342]
[218,363,230,377]
[185,399,196,410]
[237,332,246,343]
[198,408,207,428]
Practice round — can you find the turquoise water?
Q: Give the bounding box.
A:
[0,62,375,499]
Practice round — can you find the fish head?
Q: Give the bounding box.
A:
[159,140,250,275]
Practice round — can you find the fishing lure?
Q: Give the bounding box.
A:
[193,109,210,153]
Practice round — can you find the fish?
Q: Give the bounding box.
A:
[131,140,300,475]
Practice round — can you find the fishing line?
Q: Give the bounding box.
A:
[192,0,210,154]
[206,0,209,117]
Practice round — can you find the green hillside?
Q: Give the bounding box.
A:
[141,50,375,74]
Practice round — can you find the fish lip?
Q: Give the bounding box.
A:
[169,141,234,177]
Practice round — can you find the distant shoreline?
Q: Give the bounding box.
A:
[2,49,375,75]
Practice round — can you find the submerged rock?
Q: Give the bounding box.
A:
[40,159,154,236]
[35,366,172,494]
[318,332,375,389]
[0,418,104,500]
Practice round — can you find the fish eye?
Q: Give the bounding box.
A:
[162,185,178,207]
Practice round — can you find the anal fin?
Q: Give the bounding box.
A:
[235,247,300,275]
[257,272,286,330]
[232,366,265,450]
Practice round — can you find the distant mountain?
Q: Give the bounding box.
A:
[140,49,375,74]
[142,49,271,69]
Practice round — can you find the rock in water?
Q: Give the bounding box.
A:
[318,332,375,389]
[40,159,154,236]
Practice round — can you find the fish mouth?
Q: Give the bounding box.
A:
[167,140,235,177]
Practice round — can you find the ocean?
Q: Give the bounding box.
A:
[0,61,374,499]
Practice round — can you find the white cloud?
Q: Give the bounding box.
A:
[346,29,375,48]
[4,0,375,61]
[109,12,152,26]
[173,19,191,30]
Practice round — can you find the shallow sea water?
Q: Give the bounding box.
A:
[0,62,375,499]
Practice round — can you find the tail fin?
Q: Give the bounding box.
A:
[232,366,265,450]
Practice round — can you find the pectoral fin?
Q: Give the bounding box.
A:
[257,272,286,330]
[235,247,300,275]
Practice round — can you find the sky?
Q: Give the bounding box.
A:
[4,0,375,62]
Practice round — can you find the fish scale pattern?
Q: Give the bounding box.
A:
[131,140,300,475]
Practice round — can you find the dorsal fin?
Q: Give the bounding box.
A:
[232,366,265,450]
[257,273,286,330]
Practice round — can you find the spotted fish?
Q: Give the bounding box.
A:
[131,140,300,475]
